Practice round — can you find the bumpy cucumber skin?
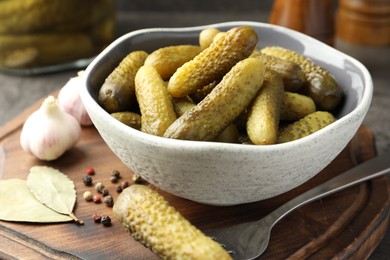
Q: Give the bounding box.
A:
[277,111,335,143]
[167,26,258,98]
[280,92,316,121]
[113,185,232,260]
[144,45,201,81]
[247,70,284,145]
[164,57,265,141]
[190,81,218,103]
[261,46,342,111]
[98,51,148,113]
[111,112,141,130]
[250,50,305,92]
[135,65,177,136]
[172,96,240,143]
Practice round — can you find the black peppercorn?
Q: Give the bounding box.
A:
[121,181,129,189]
[103,195,114,207]
[115,185,123,193]
[101,215,111,226]
[111,169,121,178]
[110,176,119,183]
[82,175,93,186]
[101,188,109,197]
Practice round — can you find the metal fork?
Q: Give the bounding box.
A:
[206,152,390,260]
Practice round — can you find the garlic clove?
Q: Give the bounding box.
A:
[20,96,81,161]
[58,74,93,126]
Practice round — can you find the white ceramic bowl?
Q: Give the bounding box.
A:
[81,21,373,206]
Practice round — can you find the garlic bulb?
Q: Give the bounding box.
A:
[20,96,81,161]
[58,74,93,126]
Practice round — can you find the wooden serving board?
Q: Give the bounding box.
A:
[1,94,389,259]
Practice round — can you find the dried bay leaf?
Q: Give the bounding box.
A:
[0,179,73,223]
[27,166,83,224]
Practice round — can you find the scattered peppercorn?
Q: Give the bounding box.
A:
[101,215,112,226]
[110,176,119,183]
[92,214,101,223]
[111,169,121,178]
[93,194,102,203]
[95,182,105,193]
[115,185,123,193]
[86,166,95,175]
[103,195,114,207]
[121,181,129,190]
[101,188,109,197]
[83,191,93,201]
[83,175,93,186]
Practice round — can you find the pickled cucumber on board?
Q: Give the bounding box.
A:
[261,46,342,111]
[0,33,94,68]
[246,70,284,145]
[280,92,316,121]
[111,112,141,130]
[98,51,148,113]
[199,28,221,50]
[167,26,258,98]
[135,65,177,136]
[114,185,232,260]
[277,111,335,143]
[250,50,305,92]
[164,57,265,141]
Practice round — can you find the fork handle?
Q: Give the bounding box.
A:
[263,152,390,227]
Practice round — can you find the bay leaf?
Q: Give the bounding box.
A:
[27,166,83,224]
[0,179,72,223]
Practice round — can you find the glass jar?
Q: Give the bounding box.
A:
[0,0,115,74]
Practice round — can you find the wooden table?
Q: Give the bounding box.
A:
[1,92,389,259]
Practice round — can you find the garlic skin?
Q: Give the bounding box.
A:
[58,75,93,126]
[20,96,81,161]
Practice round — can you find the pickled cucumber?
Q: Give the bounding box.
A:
[111,112,141,130]
[98,51,148,113]
[0,0,95,34]
[135,65,177,136]
[261,46,342,111]
[190,81,218,103]
[280,92,316,121]
[250,50,305,92]
[113,184,232,260]
[144,45,201,80]
[246,70,284,145]
[172,96,240,143]
[167,26,258,98]
[277,111,335,143]
[164,57,265,141]
[199,28,221,50]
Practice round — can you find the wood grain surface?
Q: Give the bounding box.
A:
[0,95,389,259]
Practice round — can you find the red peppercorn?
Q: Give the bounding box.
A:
[93,194,102,203]
[92,214,101,223]
[86,166,95,175]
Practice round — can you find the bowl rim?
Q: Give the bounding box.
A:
[82,21,373,153]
